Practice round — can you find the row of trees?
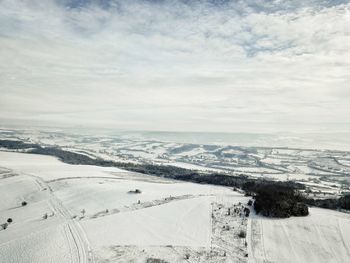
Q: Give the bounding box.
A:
[306,194,350,210]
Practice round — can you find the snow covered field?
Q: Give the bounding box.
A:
[248,208,350,263]
[1,151,350,263]
[0,167,81,263]
[0,151,249,262]
[0,151,129,181]
[83,197,212,247]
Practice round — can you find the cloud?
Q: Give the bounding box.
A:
[0,0,349,133]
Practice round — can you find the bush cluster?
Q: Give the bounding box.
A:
[252,184,309,218]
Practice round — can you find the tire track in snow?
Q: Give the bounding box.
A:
[337,218,350,258]
[61,223,75,263]
[246,218,255,263]
[279,221,302,263]
[24,172,94,263]
[248,217,269,263]
[47,184,92,263]
[258,219,268,262]
[47,176,123,183]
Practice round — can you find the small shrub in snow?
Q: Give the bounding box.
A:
[146,258,169,263]
[21,201,27,206]
[1,223,8,230]
[247,200,253,206]
[128,189,142,194]
[238,230,246,238]
[7,218,13,223]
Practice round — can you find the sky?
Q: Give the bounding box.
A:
[0,0,350,133]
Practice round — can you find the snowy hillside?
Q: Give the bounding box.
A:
[0,152,249,262]
[1,151,350,262]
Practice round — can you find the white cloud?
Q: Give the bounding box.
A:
[0,0,349,133]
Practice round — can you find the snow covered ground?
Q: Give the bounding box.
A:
[1,151,350,263]
[0,151,129,181]
[0,151,249,263]
[0,168,82,263]
[248,208,350,263]
[83,196,212,247]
